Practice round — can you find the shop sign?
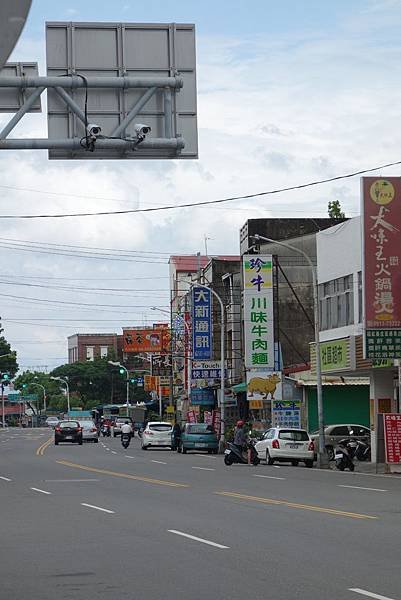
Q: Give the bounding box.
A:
[363,178,401,358]
[384,413,401,463]
[217,389,237,407]
[191,360,227,380]
[246,369,282,404]
[249,399,263,410]
[372,358,394,368]
[310,337,353,373]
[151,354,172,377]
[190,388,215,406]
[203,411,213,425]
[212,410,221,436]
[192,287,212,360]
[243,255,274,369]
[144,375,158,392]
[272,400,301,429]
[187,410,197,423]
[365,329,401,359]
[123,328,167,353]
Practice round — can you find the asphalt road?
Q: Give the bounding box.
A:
[1,428,401,600]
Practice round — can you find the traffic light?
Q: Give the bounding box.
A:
[0,373,10,386]
[119,368,125,375]
[22,383,28,389]
[130,377,137,384]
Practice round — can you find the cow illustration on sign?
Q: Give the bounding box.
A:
[247,373,281,400]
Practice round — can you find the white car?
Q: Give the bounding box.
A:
[45,416,59,429]
[141,422,173,450]
[78,420,99,443]
[255,427,315,467]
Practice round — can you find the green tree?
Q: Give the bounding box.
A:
[328,200,345,219]
[13,371,61,413]
[0,322,18,378]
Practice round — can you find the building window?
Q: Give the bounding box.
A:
[100,346,108,358]
[319,274,354,331]
[86,346,94,361]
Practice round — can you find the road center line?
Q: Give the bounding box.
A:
[45,479,99,482]
[125,455,135,459]
[152,460,167,464]
[81,503,114,514]
[339,485,388,492]
[192,466,215,471]
[111,451,117,454]
[168,530,229,549]
[253,474,286,480]
[216,491,378,520]
[30,487,51,495]
[0,476,11,482]
[349,588,397,600]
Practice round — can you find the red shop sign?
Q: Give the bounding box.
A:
[383,413,401,463]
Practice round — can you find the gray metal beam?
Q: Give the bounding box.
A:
[0,75,183,89]
[164,88,173,139]
[54,87,86,125]
[111,87,157,137]
[0,137,185,151]
[0,87,44,139]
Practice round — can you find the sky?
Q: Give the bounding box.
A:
[1,0,401,372]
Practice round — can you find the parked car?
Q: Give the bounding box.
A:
[309,424,371,461]
[255,428,315,467]
[112,417,134,437]
[78,420,99,443]
[179,423,219,454]
[54,420,83,445]
[141,422,173,450]
[45,416,59,429]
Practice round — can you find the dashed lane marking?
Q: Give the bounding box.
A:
[168,530,229,549]
[81,503,114,514]
[0,476,11,482]
[192,467,215,471]
[339,485,388,492]
[349,588,397,600]
[253,474,286,481]
[30,487,51,495]
[152,460,167,465]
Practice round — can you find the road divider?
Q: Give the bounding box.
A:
[168,530,229,549]
[56,460,189,488]
[216,491,378,520]
[36,437,53,456]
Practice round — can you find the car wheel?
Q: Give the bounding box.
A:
[326,446,334,461]
[94,439,98,444]
[291,460,299,466]
[177,445,182,453]
[79,440,83,445]
[213,449,218,454]
[182,446,187,454]
[266,450,274,465]
[142,445,147,450]
[305,460,314,468]
[224,454,233,465]
[349,463,355,472]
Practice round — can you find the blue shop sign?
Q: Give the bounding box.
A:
[192,287,212,360]
[190,388,215,406]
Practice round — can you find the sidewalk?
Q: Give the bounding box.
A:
[325,460,400,475]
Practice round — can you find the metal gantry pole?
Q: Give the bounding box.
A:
[252,234,328,468]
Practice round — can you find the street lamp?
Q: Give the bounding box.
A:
[50,376,70,414]
[251,233,328,468]
[151,306,192,413]
[32,380,46,415]
[108,361,129,417]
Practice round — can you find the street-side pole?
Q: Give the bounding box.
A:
[126,372,129,417]
[1,383,4,428]
[252,234,328,468]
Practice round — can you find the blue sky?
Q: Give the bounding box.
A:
[2,0,401,370]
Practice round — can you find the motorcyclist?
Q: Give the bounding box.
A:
[233,420,251,465]
[172,422,181,451]
[121,420,132,438]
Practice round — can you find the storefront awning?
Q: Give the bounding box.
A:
[232,382,247,393]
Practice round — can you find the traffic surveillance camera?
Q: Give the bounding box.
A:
[134,123,152,138]
[86,123,102,138]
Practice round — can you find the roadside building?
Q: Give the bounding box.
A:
[68,333,123,364]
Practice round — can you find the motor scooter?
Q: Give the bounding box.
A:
[121,432,131,449]
[224,440,260,466]
[335,438,355,471]
[348,438,371,462]
[101,424,111,437]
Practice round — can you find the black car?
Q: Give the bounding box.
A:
[54,420,83,445]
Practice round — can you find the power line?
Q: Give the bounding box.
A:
[0,159,398,219]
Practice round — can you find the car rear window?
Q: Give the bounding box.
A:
[59,421,79,429]
[186,424,215,435]
[278,430,309,441]
[148,424,172,432]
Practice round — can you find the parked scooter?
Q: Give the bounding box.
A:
[335,438,355,471]
[224,439,260,466]
[348,438,371,462]
[121,432,131,449]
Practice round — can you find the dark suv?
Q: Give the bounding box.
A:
[55,420,83,445]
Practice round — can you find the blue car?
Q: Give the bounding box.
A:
[179,423,219,454]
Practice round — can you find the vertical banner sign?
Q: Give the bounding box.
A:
[212,410,221,437]
[363,178,401,358]
[271,400,301,428]
[243,255,274,368]
[192,287,212,360]
[383,414,401,463]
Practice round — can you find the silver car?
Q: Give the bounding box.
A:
[310,424,370,460]
[78,420,99,443]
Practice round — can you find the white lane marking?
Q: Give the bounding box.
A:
[152,460,167,465]
[30,487,51,495]
[81,503,114,514]
[192,466,215,471]
[273,465,281,469]
[0,476,11,482]
[194,453,217,459]
[253,474,286,481]
[111,451,117,455]
[349,588,397,600]
[45,479,100,482]
[105,448,110,451]
[339,485,388,492]
[168,530,229,549]
[125,455,135,459]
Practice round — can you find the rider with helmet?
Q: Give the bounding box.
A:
[233,420,251,465]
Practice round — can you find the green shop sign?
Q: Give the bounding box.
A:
[320,339,348,371]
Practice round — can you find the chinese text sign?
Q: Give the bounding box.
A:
[384,413,401,463]
[192,287,212,360]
